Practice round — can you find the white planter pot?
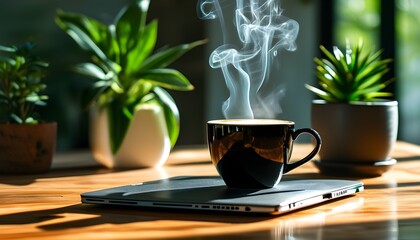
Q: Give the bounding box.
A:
[90,104,171,168]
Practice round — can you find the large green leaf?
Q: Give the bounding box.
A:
[73,62,109,80]
[149,87,180,148]
[137,69,194,91]
[114,0,157,76]
[124,20,158,76]
[140,40,207,70]
[107,99,132,154]
[55,10,120,68]
[114,0,150,56]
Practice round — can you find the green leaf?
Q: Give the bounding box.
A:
[55,10,119,67]
[0,45,17,53]
[353,83,388,98]
[333,46,349,73]
[363,92,393,100]
[365,48,384,68]
[115,0,150,30]
[107,99,132,154]
[26,93,48,104]
[10,114,23,124]
[124,20,158,76]
[315,77,346,100]
[305,84,337,102]
[320,45,347,78]
[114,0,150,56]
[350,41,362,76]
[314,60,348,100]
[140,40,207,70]
[315,58,346,88]
[356,59,392,83]
[31,60,49,68]
[24,117,38,125]
[150,87,180,148]
[81,81,111,110]
[126,80,153,104]
[137,69,194,91]
[0,56,16,66]
[73,63,109,80]
[356,69,389,90]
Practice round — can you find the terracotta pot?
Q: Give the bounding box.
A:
[90,104,171,168]
[311,100,398,177]
[0,122,57,174]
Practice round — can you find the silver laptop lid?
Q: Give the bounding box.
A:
[81,176,364,215]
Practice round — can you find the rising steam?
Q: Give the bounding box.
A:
[198,0,299,119]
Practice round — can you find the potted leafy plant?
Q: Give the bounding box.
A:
[0,42,56,174]
[55,0,205,168]
[305,40,398,177]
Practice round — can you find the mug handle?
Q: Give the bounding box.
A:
[283,128,322,173]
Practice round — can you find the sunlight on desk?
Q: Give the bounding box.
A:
[1,142,420,239]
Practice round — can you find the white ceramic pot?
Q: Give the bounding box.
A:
[90,104,171,168]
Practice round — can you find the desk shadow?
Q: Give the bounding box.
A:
[288,171,420,192]
[168,160,211,166]
[172,217,420,240]
[367,181,420,190]
[0,167,126,186]
[284,172,360,181]
[0,203,277,231]
[395,156,420,162]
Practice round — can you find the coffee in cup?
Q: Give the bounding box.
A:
[207,119,321,189]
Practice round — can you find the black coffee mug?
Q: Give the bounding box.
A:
[207,119,322,189]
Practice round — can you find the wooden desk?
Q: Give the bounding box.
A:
[1,142,420,240]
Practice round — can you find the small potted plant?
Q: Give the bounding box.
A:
[305,40,398,177]
[0,42,56,174]
[55,0,206,168]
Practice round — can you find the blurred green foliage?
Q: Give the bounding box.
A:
[335,0,380,50]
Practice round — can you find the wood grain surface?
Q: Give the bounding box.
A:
[1,142,419,240]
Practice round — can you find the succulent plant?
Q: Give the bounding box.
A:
[305,40,394,102]
[55,0,205,153]
[0,42,49,124]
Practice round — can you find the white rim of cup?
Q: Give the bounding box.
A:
[207,119,295,126]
